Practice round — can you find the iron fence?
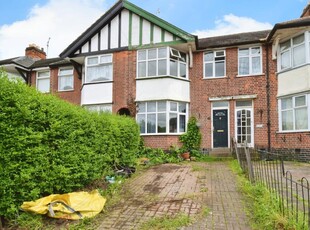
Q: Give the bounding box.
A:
[232,139,310,229]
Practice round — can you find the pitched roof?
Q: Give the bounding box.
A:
[30,58,69,68]
[60,0,196,58]
[197,30,270,50]
[0,56,35,68]
[267,17,310,41]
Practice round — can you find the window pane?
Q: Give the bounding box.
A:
[59,68,73,75]
[138,62,146,77]
[252,56,261,74]
[147,114,156,133]
[157,113,166,133]
[87,65,112,82]
[293,34,304,45]
[281,51,290,69]
[236,100,252,107]
[148,60,156,76]
[179,114,186,132]
[170,102,177,111]
[158,59,167,75]
[138,50,146,60]
[148,49,156,59]
[280,40,290,52]
[179,103,186,113]
[295,107,308,130]
[138,102,146,112]
[158,47,167,58]
[170,60,178,76]
[137,114,145,133]
[37,78,50,93]
[204,52,213,62]
[38,71,49,78]
[293,44,305,66]
[281,98,292,109]
[158,102,166,112]
[180,62,186,78]
[216,51,224,56]
[239,48,249,56]
[147,102,156,112]
[205,63,213,77]
[295,96,306,107]
[251,47,260,55]
[282,110,293,130]
[239,57,249,75]
[87,57,98,65]
[169,113,177,133]
[100,55,112,63]
[215,61,224,77]
[213,101,228,108]
[59,76,73,91]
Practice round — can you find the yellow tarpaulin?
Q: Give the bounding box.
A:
[21,190,106,220]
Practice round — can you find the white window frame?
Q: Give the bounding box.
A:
[238,46,262,76]
[137,47,188,79]
[83,104,112,113]
[278,32,307,71]
[58,67,74,91]
[36,69,50,93]
[136,101,188,135]
[203,50,226,78]
[85,54,113,83]
[278,94,309,132]
[235,100,254,147]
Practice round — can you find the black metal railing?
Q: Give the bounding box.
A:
[232,138,310,229]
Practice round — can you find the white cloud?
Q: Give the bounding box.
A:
[192,14,273,38]
[0,0,108,59]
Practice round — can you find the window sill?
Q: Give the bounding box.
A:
[136,76,189,82]
[140,133,185,136]
[58,89,74,92]
[203,76,227,80]
[236,73,265,78]
[277,63,309,75]
[276,130,310,134]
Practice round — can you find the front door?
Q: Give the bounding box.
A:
[213,109,228,148]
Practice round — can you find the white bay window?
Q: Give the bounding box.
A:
[137,47,187,79]
[85,54,112,83]
[137,101,187,134]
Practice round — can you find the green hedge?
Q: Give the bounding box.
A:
[0,72,140,218]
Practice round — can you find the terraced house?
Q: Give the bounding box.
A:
[1,0,310,160]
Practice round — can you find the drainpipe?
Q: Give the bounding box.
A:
[265,44,271,152]
[188,45,193,68]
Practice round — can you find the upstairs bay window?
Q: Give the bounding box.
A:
[137,101,187,134]
[279,94,309,131]
[137,47,187,79]
[238,47,262,76]
[280,33,306,70]
[37,70,50,93]
[85,54,112,83]
[204,50,225,78]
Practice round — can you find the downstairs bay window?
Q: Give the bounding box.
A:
[137,101,188,134]
[279,94,309,131]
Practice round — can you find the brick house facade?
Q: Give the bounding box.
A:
[1,0,310,160]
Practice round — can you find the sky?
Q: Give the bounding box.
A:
[0,0,308,59]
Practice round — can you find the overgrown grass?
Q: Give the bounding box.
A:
[138,213,192,230]
[230,160,308,230]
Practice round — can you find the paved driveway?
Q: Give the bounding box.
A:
[98,162,251,230]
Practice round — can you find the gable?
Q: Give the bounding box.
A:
[60,0,195,58]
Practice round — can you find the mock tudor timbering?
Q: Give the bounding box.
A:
[1,0,310,160]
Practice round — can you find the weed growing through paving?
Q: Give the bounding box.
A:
[230,160,308,230]
[138,213,192,230]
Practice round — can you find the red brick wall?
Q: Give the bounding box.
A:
[113,51,137,116]
[142,135,182,150]
[189,45,271,149]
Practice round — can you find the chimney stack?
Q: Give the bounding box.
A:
[25,44,47,60]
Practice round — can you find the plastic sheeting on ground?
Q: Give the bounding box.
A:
[21,190,106,220]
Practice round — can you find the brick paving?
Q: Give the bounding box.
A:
[97,162,251,230]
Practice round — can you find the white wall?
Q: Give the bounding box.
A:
[81,83,113,105]
[278,65,310,97]
[136,78,190,102]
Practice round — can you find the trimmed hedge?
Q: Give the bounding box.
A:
[0,72,140,218]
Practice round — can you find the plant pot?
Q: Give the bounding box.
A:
[181,152,190,160]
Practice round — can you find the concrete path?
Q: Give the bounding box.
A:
[98,162,251,230]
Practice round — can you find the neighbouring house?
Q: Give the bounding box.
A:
[1,0,310,160]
